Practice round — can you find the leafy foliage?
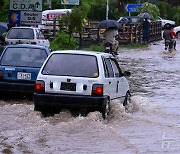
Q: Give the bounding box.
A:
[0,0,9,22]
[50,31,78,50]
[171,6,180,25]
[139,2,160,20]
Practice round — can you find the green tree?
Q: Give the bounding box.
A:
[157,1,171,19]
[171,6,180,25]
[139,2,160,20]
[0,0,9,22]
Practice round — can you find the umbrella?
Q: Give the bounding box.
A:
[97,20,121,29]
[138,12,153,19]
[0,22,8,36]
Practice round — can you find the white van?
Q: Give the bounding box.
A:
[38,9,72,31]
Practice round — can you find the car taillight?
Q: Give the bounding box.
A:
[35,80,45,92]
[92,84,103,96]
[46,14,49,20]
[0,71,3,80]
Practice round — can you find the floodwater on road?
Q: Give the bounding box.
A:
[1,40,180,154]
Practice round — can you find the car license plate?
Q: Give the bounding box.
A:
[17,72,31,80]
[60,82,76,91]
[106,47,110,50]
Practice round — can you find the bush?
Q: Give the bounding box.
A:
[50,31,78,51]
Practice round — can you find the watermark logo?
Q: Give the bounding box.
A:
[161,132,180,149]
[161,132,174,149]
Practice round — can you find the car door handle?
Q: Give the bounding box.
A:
[109,81,111,84]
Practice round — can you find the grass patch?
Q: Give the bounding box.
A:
[82,43,148,52]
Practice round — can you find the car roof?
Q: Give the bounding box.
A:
[42,9,72,14]
[4,44,49,49]
[10,26,39,30]
[52,50,110,56]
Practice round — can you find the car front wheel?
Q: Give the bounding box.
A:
[176,31,180,38]
[102,99,110,119]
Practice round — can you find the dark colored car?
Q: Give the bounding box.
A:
[0,44,51,93]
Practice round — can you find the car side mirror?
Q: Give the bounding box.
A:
[123,71,131,77]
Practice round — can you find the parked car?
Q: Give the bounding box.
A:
[34,50,131,119]
[5,27,50,48]
[0,44,51,93]
[117,16,139,24]
[173,26,180,38]
[157,16,176,28]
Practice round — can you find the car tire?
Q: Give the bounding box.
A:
[176,31,180,38]
[34,104,51,116]
[34,103,41,111]
[123,91,131,106]
[102,99,110,119]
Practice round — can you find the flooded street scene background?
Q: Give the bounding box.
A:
[1,39,180,154]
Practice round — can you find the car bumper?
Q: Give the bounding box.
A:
[34,92,108,109]
[0,81,34,93]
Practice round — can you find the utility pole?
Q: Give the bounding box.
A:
[106,0,109,20]
[47,0,52,9]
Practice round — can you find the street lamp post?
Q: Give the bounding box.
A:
[106,0,109,20]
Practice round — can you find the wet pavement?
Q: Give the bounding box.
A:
[0,39,180,154]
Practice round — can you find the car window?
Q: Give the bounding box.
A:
[103,58,114,78]
[36,29,45,39]
[110,58,123,77]
[7,28,34,39]
[42,53,99,78]
[0,47,47,67]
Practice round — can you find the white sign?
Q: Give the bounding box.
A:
[21,11,42,25]
[61,0,79,5]
[10,0,42,11]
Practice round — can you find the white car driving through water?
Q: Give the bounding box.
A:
[34,50,131,119]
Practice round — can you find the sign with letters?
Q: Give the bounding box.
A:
[9,0,42,25]
[126,4,142,12]
[10,0,42,12]
[21,11,42,25]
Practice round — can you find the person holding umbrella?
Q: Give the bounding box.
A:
[138,12,152,44]
[97,20,121,55]
[104,27,119,55]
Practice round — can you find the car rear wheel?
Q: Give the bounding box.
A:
[34,103,41,111]
[102,99,110,119]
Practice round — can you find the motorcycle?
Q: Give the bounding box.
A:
[104,42,118,60]
[164,39,173,51]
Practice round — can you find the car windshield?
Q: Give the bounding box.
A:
[1,47,47,67]
[42,53,99,78]
[7,28,34,39]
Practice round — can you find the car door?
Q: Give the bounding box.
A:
[103,57,117,99]
[110,58,129,99]
[36,29,50,47]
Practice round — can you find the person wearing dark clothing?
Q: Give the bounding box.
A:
[142,18,150,44]
[163,26,173,50]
